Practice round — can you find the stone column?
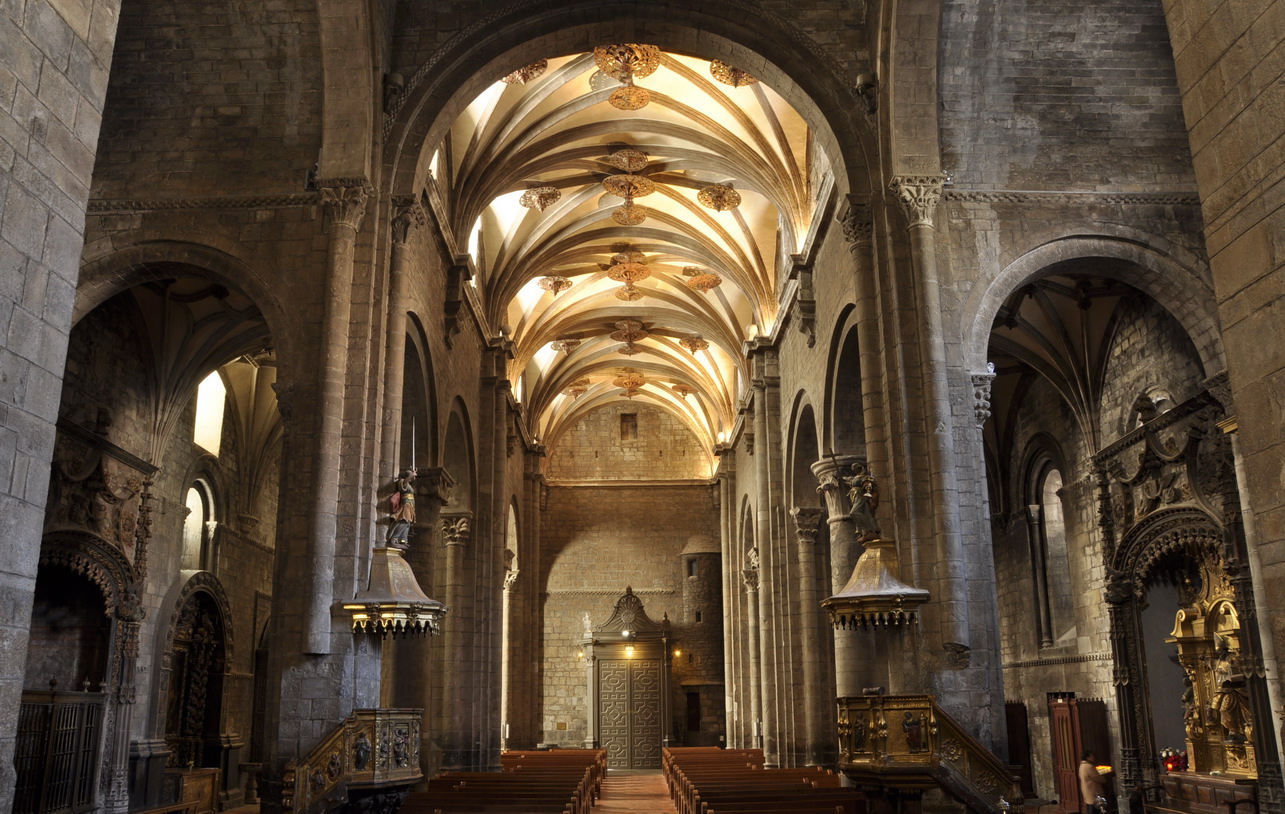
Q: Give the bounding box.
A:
[1024,504,1054,648]
[889,175,970,653]
[305,180,370,655]
[440,512,472,769]
[790,507,827,766]
[838,203,888,480]
[813,455,867,695]
[742,558,762,749]
[379,197,426,476]
[715,451,738,745]
[749,347,783,765]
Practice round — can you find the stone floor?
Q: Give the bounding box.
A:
[595,770,676,813]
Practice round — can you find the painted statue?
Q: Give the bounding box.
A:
[386,467,417,550]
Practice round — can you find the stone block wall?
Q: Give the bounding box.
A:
[0,1,121,807]
[545,402,712,481]
[1162,0,1285,729]
[91,0,323,198]
[940,0,1195,191]
[538,484,719,746]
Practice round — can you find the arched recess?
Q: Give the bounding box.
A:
[787,397,822,510]
[441,401,475,513]
[402,314,439,470]
[1013,433,1073,650]
[20,532,142,814]
[381,0,875,201]
[1106,503,1274,791]
[151,571,234,771]
[823,307,864,457]
[963,236,1223,377]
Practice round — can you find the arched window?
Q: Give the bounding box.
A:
[182,482,216,571]
[1024,449,1074,649]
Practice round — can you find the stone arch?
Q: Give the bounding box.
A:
[38,531,139,619]
[786,393,822,510]
[822,305,863,456]
[403,313,439,467]
[442,399,475,512]
[74,241,296,377]
[31,531,142,809]
[381,0,875,201]
[151,571,233,770]
[150,571,235,738]
[963,234,1224,377]
[1105,507,1227,786]
[1014,432,1072,514]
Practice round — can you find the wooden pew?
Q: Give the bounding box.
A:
[401,749,605,814]
[664,746,864,814]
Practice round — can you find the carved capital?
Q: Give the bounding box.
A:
[271,380,294,422]
[1202,370,1234,413]
[416,467,456,507]
[390,196,427,246]
[503,569,519,592]
[971,363,996,427]
[742,568,759,592]
[890,175,946,228]
[441,514,471,547]
[840,201,874,249]
[811,455,867,518]
[791,507,825,544]
[318,181,371,232]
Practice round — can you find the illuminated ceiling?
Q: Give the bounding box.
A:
[436,49,825,459]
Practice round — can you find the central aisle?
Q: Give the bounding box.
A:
[595,771,677,813]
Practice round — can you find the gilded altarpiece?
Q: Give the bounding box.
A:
[1093,383,1282,810]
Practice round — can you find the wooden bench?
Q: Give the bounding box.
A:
[401,749,605,814]
[664,746,864,814]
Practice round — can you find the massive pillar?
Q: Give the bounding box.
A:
[305,181,371,655]
[888,176,971,660]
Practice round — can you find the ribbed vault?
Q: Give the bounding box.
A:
[438,50,825,459]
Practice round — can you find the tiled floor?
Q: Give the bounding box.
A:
[594,770,677,813]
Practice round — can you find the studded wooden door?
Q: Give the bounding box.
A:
[598,658,662,768]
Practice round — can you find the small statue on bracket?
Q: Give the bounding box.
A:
[845,464,880,543]
[386,467,417,550]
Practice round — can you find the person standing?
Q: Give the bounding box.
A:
[1079,751,1108,814]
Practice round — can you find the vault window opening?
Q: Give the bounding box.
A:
[620,413,638,440]
[193,371,226,455]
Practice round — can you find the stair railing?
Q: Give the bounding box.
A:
[837,694,1024,814]
[282,708,423,814]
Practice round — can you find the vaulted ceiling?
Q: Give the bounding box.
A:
[436,48,824,457]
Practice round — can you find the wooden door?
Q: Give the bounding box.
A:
[598,658,662,768]
[1050,696,1082,813]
